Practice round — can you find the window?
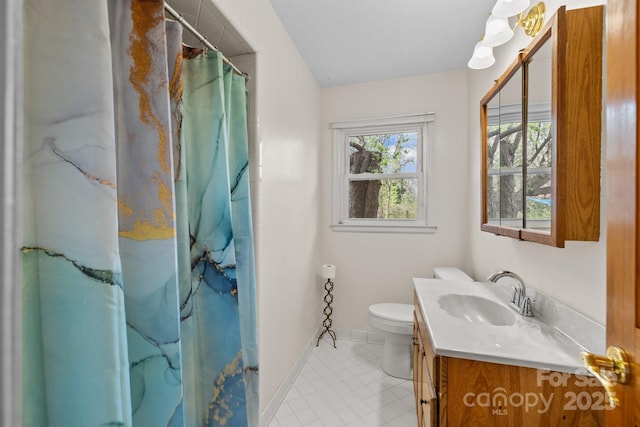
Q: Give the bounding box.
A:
[331,113,436,233]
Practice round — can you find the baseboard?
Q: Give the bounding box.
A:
[259,328,383,426]
[259,327,321,427]
[333,327,385,344]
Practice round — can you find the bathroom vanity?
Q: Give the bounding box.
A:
[413,278,606,426]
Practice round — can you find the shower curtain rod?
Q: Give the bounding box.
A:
[163,2,248,79]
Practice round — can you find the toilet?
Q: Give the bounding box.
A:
[432,267,474,283]
[368,267,473,380]
[368,303,414,379]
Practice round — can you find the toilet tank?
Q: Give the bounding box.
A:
[433,267,473,281]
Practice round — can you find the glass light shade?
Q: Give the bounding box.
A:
[468,41,495,70]
[492,0,530,18]
[483,15,514,47]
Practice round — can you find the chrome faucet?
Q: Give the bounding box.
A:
[487,270,534,317]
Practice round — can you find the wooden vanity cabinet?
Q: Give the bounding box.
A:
[413,293,605,426]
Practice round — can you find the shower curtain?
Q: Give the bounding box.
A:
[21,0,258,426]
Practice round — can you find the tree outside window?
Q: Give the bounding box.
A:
[331,114,436,233]
[348,132,418,219]
[486,106,552,228]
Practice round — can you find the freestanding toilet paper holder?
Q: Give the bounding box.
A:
[317,264,337,348]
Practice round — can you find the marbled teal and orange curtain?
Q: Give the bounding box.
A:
[179,50,259,427]
[21,0,258,426]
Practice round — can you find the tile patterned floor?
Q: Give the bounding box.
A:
[268,338,418,427]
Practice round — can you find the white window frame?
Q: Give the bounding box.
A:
[331,113,437,233]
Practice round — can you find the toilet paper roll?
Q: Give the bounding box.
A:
[321,264,336,279]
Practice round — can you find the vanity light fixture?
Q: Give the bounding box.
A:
[492,0,530,18]
[483,15,514,47]
[467,38,495,70]
[467,1,546,70]
[516,2,546,37]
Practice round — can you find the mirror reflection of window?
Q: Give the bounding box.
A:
[497,67,524,228]
[526,38,553,231]
[486,95,501,225]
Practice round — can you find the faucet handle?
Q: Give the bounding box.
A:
[510,286,520,304]
[521,296,535,317]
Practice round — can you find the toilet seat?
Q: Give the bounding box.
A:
[368,303,414,335]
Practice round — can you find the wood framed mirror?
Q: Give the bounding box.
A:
[481,55,524,240]
[480,5,603,248]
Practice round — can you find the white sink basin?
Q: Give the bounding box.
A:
[438,293,516,326]
[413,278,605,374]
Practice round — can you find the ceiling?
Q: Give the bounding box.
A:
[269,0,496,87]
[167,0,497,88]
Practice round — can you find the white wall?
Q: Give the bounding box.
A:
[467,0,607,324]
[319,70,473,331]
[209,0,323,419]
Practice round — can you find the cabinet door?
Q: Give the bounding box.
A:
[420,352,437,427]
[496,70,524,230]
[523,37,553,233]
[412,322,423,426]
[414,312,438,427]
[481,61,525,239]
[485,93,501,228]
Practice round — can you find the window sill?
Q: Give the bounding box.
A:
[330,223,438,234]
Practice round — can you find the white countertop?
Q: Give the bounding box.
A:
[413,277,604,374]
